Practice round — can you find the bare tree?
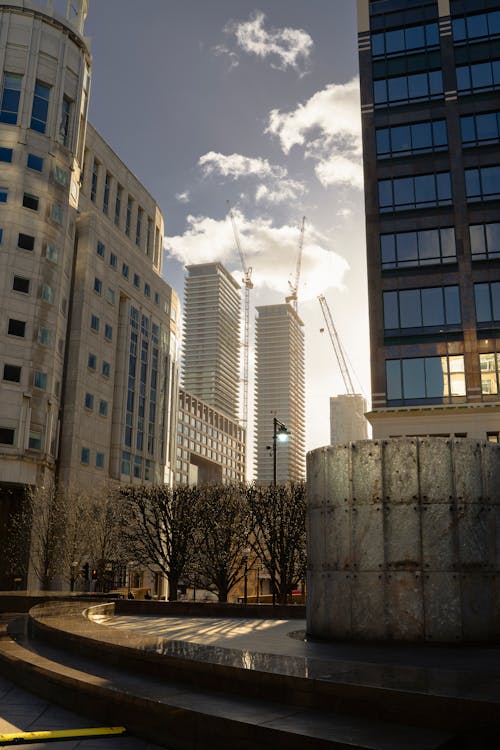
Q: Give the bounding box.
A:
[247,482,306,605]
[88,487,129,591]
[120,484,199,601]
[195,484,252,603]
[60,484,95,591]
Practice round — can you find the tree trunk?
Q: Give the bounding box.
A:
[218,588,228,603]
[168,575,178,601]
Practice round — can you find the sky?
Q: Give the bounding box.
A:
[84,0,370,459]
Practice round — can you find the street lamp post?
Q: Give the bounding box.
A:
[271,416,289,486]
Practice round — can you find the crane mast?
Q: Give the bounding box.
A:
[227,204,253,430]
[286,216,306,312]
[318,294,355,395]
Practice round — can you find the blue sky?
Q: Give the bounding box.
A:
[85,1,369,453]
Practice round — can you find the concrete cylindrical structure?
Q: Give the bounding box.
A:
[307,438,500,642]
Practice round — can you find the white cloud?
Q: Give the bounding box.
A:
[212,44,240,70]
[199,151,306,205]
[175,190,190,204]
[164,212,348,301]
[266,78,363,190]
[225,11,313,73]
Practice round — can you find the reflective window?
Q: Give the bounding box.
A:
[378,172,451,212]
[81,447,90,465]
[104,324,113,341]
[88,353,96,370]
[115,185,122,226]
[91,159,99,202]
[461,111,500,147]
[0,187,8,203]
[90,314,99,332]
[34,370,47,390]
[122,263,129,279]
[109,252,117,269]
[374,70,443,107]
[30,81,50,133]
[27,154,43,171]
[96,452,105,469]
[58,96,71,146]
[453,10,500,43]
[470,222,500,261]
[0,74,22,124]
[45,243,59,263]
[384,285,461,331]
[457,61,500,95]
[465,166,500,202]
[372,22,439,58]
[102,361,110,377]
[386,355,466,403]
[103,172,111,214]
[480,353,500,395]
[0,147,12,162]
[84,392,94,410]
[474,282,500,322]
[97,241,105,258]
[93,277,102,294]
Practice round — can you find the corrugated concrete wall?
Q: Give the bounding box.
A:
[306,438,500,642]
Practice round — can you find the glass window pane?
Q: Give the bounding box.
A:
[452,17,466,41]
[418,229,440,262]
[414,174,435,204]
[488,10,500,36]
[408,72,428,99]
[475,283,491,322]
[486,223,500,255]
[411,122,432,150]
[421,287,444,325]
[432,119,447,147]
[456,65,471,92]
[425,357,446,398]
[471,62,492,89]
[440,228,456,258]
[399,289,422,327]
[371,32,385,56]
[376,128,390,155]
[467,13,488,39]
[381,234,396,265]
[444,286,461,324]
[391,125,411,153]
[429,70,443,96]
[396,232,418,264]
[470,225,486,256]
[403,358,426,399]
[492,60,500,86]
[460,115,476,144]
[465,169,480,198]
[480,353,498,394]
[480,166,500,198]
[383,292,399,328]
[394,177,414,207]
[374,79,387,104]
[388,76,408,102]
[425,22,439,46]
[378,180,392,208]
[448,356,466,396]
[405,25,425,49]
[476,113,498,141]
[436,172,451,200]
[386,360,402,400]
[385,28,405,53]
[492,282,500,320]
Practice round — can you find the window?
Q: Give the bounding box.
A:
[461,111,500,148]
[30,81,51,133]
[126,196,132,236]
[81,447,90,465]
[88,353,97,370]
[121,451,131,475]
[17,233,34,251]
[378,172,451,212]
[53,166,69,187]
[136,208,143,246]
[0,147,12,162]
[12,276,30,294]
[122,262,129,279]
[487,431,499,442]
[8,319,25,337]
[480,353,500,395]
[99,400,108,416]
[94,277,102,294]
[0,427,15,445]
[144,282,151,298]
[90,314,100,332]
[109,252,117,269]
[41,284,54,304]
[470,222,500,261]
[372,22,440,58]
[133,273,140,288]
[91,159,99,202]
[28,432,42,451]
[34,370,47,390]
[103,172,111,214]
[58,96,71,146]
[0,187,8,202]
[106,287,115,305]
[154,292,160,305]
[147,219,153,255]
[0,73,22,124]
[465,166,500,202]
[0,228,3,244]
[104,324,113,341]
[45,243,59,263]
[386,355,466,404]
[377,120,447,158]
[96,452,105,469]
[115,185,122,226]
[456,61,500,95]
[38,327,52,346]
[453,10,500,44]
[384,286,461,331]
[97,241,105,258]
[84,392,94,410]
[22,193,39,211]
[27,153,43,171]
[374,70,443,108]
[474,282,500,323]
[3,364,21,382]
[50,203,63,224]
[102,361,111,377]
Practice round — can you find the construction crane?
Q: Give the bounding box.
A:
[227,203,253,430]
[285,216,306,312]
[318,294,356,395]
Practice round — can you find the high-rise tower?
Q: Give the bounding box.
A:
[182,263,241,420]
[254,304,305,483]
[358,0,500,440]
